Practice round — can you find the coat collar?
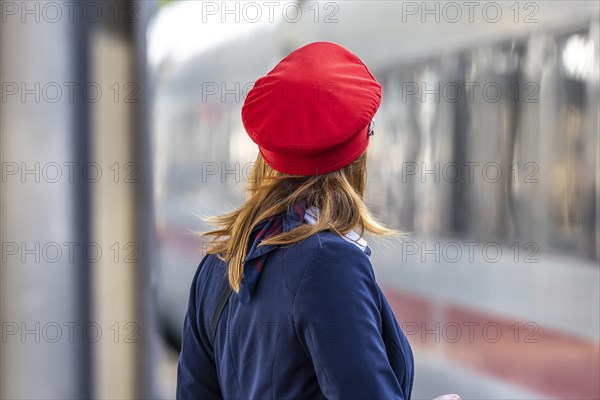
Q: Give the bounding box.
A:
[243,204,305,264]
[304,206,372,257]
[244,205,372,264]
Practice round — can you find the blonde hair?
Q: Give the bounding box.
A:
[200,148,400,292]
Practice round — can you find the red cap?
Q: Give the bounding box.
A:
[241,41,381,176]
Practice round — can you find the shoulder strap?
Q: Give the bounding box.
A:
[209,281,233,348]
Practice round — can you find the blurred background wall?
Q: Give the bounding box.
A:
[1,1,157,398]
[1,1,599,399]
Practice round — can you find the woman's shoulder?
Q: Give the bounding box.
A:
[191,252,228,292]
[294,229,367,250]
[281,230,375,295]
[296,229,372,263]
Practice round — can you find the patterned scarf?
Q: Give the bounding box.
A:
[237,203,306,304]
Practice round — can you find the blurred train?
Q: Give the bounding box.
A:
[151,2,599,399]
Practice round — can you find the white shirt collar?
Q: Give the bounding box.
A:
[304,206,371,255]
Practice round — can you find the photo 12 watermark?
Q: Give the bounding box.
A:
[199,80,342,104]
[1,81,140,104]
[401,81,539,104]
[399,1,540,24]
[2,241,140,264]
[399,240,540,264]
[204,320,339,344]
[399,161,539,184]
[198,1,340,24]
[1,162,140,184]
[1,321,140,344]
[402,320,540,344]
[1,1,140,24]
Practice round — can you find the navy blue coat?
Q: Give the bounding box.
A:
[176,229,414,399]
